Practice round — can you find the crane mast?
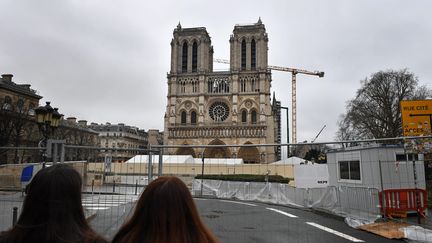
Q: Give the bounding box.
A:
[213,58,324,145]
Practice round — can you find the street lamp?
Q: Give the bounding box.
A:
[280,106,290,158]
[34,102,63,164]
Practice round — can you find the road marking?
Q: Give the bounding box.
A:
[85,207,109,210]
[219,200,257,207]
[266,207,298,218]
[306,222,364,242]
[82,195,138,211]
[194,198,208,201]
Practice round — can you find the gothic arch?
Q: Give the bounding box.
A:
[179,109,187,124]
[238,142,260,164]
[176,143,196,157]
[238,98,259,111]
[204,139,231,158]
[250,109,257,124]
[241,39,246,70]
[240,109,247,123]
[192,41,198,72]
[251,38,256,70]
[181,41,188,73]
[190,110,197,124]
[178,99,199,112]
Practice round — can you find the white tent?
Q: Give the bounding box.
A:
[193,158,244,165]
[126,155,194,164]
[271,156,312,165]
[126,155,243,164]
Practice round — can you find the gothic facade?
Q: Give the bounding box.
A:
[164,20,281,163]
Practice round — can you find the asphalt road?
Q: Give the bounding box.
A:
[85,195,402,242]
[0,192,403,242]
[195,198,401,243]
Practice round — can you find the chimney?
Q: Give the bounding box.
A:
[67,117,77,124]
[78,120,87,127]
[1,74,13,82]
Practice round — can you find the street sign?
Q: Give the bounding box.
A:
[401,100,432,153]
[400,100,432,136]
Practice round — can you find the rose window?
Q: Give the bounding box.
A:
[209,102,230,122]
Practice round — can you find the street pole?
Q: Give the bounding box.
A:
[281,106,290,158]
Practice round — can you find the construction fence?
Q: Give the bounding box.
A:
[0,136,431,240]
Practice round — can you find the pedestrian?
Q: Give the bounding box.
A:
[0,164,107,243]
[112,176,217,243]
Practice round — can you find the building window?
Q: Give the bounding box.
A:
[241,39,246,70]
[241,110,247,123]
[179,80,186,93]
[209,101,230,122]
[192,42,198,72]
[181,111,187,124]
[396,153,419,161]
[192,80,198,93]
[208,77,230,94]
[240,78,246,92]
[251,39,256,70]
[251,110,257,124]
[28,103,35,116]
[2,96,12,110]
[17,99,24,112]
[251,78,256,92]
[182,42,188,73]
[339,160,361,181]
[191,111,197,125]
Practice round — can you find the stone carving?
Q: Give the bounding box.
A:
[185,101,192,109]
[245,100,252,108]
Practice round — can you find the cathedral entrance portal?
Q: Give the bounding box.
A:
[176,144,196,157]
[204,139,230,158]
[238,142,260,163]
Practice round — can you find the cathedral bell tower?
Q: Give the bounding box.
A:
[170,23,213,74]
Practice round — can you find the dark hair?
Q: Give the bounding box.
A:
[0,164,107,243]
[112,176,217,243]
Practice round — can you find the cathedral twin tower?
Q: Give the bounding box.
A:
[164,19,281,163]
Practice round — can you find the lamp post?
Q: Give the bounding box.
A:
[34,102,63,166]
[280,106,289,158]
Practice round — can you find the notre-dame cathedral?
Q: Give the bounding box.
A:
[164,19,281,163]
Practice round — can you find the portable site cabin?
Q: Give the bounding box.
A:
[272,157,329,188]
[326,144,426,190]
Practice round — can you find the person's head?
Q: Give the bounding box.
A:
[1,164,106,243]
[112,176,217,243]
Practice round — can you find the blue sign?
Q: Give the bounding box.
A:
[21,165,34,182]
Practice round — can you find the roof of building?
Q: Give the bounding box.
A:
[0,74,42,99]
[272,156,311,165]
[89,123,147,136]
[326,143,404,154]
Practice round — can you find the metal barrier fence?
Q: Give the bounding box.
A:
[0,136,431,240]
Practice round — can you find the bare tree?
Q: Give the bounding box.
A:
[337,69,431,140]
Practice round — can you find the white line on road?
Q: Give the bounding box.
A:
[219,200,257,207]
[306,222,364,242]
[266,207,298,218]
[85,207,109,210]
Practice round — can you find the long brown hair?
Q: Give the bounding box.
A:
[0,164,107,243]
[112,176,217,243]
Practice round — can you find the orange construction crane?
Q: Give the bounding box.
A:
[214,58,324,144]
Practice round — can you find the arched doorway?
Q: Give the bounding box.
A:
[204,139,230,158]
[176,143,196,157]
[238,142,260,163]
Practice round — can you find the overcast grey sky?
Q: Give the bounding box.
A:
[1,0,431,142]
